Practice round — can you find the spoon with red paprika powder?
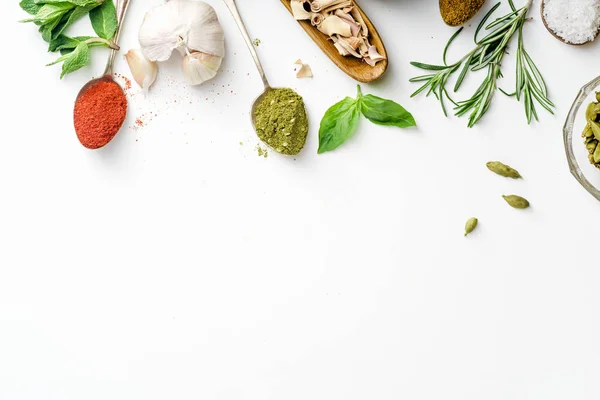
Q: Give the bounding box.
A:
[74,0,131,150]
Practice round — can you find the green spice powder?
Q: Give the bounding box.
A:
[253,88,308,156]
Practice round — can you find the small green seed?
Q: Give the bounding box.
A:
[583,124,594,138]
[486,161,522,179]
[596,92,600,103]
[464,217,478,237]
[502,195,530,209]
[586,140,598,153]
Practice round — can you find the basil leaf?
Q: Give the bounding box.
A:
[318,97,360,154]
[20,0,42,15]
[360,94,417,128]
[89,0,116,40]
[47,42,90,78]
[20,3,74,24]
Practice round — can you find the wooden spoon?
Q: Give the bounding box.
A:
[540,0,598,45]
[279,0,387,83]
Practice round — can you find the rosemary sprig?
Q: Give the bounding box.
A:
[409,0,552,127]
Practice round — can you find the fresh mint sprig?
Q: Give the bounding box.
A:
[19,0,118,78]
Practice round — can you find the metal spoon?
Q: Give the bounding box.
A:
[74,0,131,148]
[223,0,307,138]
[76,0,131,100]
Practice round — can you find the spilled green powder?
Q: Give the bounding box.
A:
[253,88,308,156]
[255,145,268,158]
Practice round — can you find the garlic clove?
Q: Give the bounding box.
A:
[138,0,184,62]
[125,49,158,93]
[182,51,222,85]
[180,1,225,58]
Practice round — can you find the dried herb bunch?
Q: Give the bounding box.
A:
[410,0,553,127]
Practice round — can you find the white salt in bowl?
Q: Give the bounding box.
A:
[541,0,600,45]
[564,75,600,201]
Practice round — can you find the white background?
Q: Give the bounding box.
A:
[2,0,600,399]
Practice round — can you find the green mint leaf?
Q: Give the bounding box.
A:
[360,94,417,128]
[89,0,117,40]
[57,36,105,55]
[20,3,74,24]
[318,97,360,154]
[39,7,73,42]
[51,4,98,41]
[34,0,102,6]
[47,42,90,78]
[49,34,90,52]
[20,0,42,15]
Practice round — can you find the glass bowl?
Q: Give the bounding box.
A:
[564,75,600,201]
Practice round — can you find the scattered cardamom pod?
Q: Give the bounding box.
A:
[464,217,478,237]
[486,161,522,179]
[502,195,530,209]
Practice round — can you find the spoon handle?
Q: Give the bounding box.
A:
[103,0,132,76]
[223,0,270,89]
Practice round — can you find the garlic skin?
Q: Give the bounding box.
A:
[139,0,225,64]
[182,50,223,85]
[125,49,158,93]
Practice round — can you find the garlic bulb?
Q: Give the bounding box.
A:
[138,0,224,85]
[182,50,222,85]
[125,49,158,93]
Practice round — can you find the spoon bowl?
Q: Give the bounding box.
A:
[76,74,122,101]
[250,86,273,131]
[540,0,598,45]
[279,0,387,83]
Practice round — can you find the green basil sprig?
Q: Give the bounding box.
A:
[318,85,416,154]
[19,0,118,78]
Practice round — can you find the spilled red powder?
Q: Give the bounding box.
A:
[74,81,127,149]
[130,112,155,131]
[114,73,132,95]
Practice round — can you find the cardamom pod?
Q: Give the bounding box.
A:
[591,121,600,141]
[583,100,600,169]
[586,140,597,153]
[583,123,594,138]
[594,144,600,163]
[586,102,597,121]
[486,161,522,179]
[464,217,478,237]
[502,195,530,209]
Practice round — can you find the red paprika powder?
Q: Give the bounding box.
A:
[74,80,127,149]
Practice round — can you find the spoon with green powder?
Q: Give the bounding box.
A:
[223,0,309,155]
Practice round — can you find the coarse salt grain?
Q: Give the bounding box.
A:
[543,0,600,44]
